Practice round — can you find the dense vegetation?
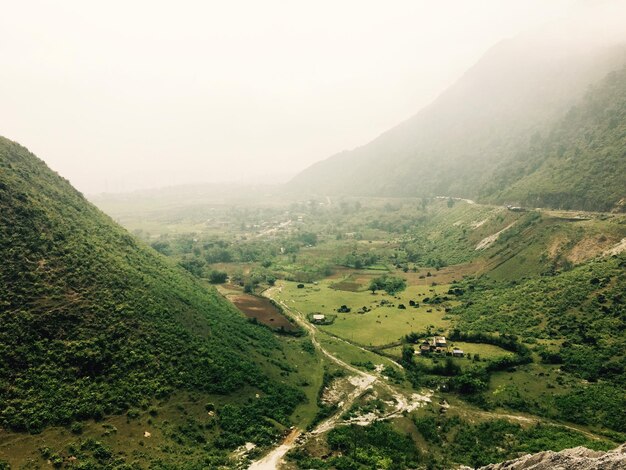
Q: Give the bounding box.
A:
[124,197,535,291]
[288,421,420,469]
[412,416,613,468]
[368,274,407,294]
[0,137,303,442]
[450,254,626,432]
[289,417,611,469]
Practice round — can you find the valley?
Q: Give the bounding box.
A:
[1,7,625,467]
[90,191,626,469]
[1,139,624,469]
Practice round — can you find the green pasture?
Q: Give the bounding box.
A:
[276,279,453,347]
[317,332,399,372]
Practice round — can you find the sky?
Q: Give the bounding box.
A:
[0,0,620,193]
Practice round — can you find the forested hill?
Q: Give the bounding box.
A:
[0,137,301,433]
[480,66,626,212]
[288,32,626,211]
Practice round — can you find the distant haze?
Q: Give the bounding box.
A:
[0,0,623,194]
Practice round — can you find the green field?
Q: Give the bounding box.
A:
[276,280,453,347]
[317,332,399,372]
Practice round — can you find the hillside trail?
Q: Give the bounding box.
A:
[455,406,605,442]
[247,284,428,469]
[247,428,300,470]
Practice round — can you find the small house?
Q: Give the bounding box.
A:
[452,348,464,357]
[312,314,326,323]
[434,336,447,348]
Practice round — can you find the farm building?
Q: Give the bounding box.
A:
[452,348,464,357]
[312,314,326,323]
[419,336,449,355]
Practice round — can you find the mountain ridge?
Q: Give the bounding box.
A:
[288,32,626,211]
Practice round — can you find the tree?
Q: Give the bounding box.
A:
[402,345,415,365]
[369,277,384,294]
[179,258,205,277]
[151,240,171,255]
[369,275,407,295]
[383,276,407,295]
[298,232,318,246]
[208,270,228,284]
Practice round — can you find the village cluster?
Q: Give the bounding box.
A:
[418,336,465,357]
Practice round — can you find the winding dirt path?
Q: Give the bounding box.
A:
[247,284,427,469]
[248,429,301,470]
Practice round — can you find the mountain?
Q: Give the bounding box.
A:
[480,66,626,211]
[288,30,626,211]
[0,137,302,443]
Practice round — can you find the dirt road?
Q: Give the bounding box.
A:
[246,284,430,469]
[248,428,301,470]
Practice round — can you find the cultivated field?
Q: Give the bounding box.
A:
[217,284,299,331]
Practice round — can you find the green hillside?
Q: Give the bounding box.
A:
[0,137,308,465]
[452,253,626,433]
[482,67,626,211]
[288,35,625,212]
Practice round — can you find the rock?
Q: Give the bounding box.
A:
[459,444,626,470]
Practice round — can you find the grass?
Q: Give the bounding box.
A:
[263,337,327,428]
[317,332,399,372]
[446,342,513,359]
[488,363,577,401]
[276,280,453,347]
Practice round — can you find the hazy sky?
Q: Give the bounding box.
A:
[0,0,617,193]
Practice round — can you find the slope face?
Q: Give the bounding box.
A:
[468,443,626,470]
[481,67,626,211]
[289,33,625,207]
[0,137,300,433]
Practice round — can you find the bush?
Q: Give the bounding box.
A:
[70,421,83,434]
[208,270,228,284]
[369,275,407,295]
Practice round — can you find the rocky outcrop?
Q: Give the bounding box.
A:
[462,444,626,470]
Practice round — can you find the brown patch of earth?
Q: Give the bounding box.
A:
[228,293,298,331]
[404,262,485,286]
[548,236,568,259]
[567,236,617,264]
